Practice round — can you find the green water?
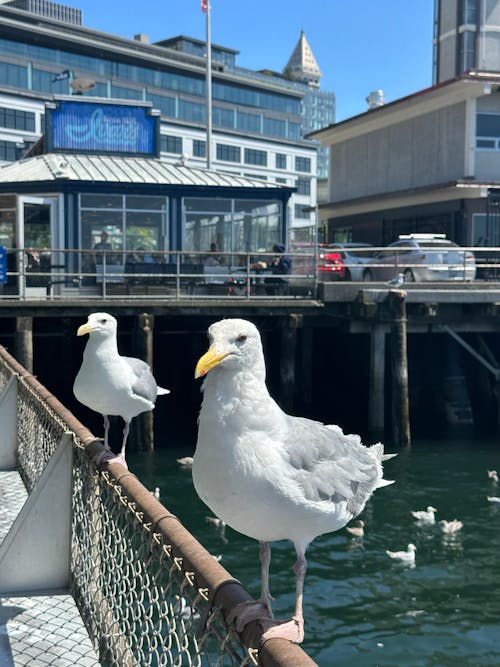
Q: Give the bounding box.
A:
[127,436,500,667]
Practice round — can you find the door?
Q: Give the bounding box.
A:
[17,196,57,293]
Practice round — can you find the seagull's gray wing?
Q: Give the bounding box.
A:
[283,416,385,514]
[123,356,158,403]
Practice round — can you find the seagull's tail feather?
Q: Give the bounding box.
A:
[376,478,395,489]
[157,387,171,395]
[369,443,398,461]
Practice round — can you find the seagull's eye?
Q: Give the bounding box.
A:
[236,334,247,343]
[99,318,107,324]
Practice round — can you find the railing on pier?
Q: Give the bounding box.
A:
[3,245,500,303]
[0,345,317,667]
[0,248,318,301]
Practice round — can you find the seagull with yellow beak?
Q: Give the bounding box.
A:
[192,318,395,644]
[73,312,169,463]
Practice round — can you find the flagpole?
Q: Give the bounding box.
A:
[205,0,212,170]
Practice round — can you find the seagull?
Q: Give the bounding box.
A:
[411,506,437,524]
[386,272,405,287]
[487,496,500,503]
[176,456,194,470]
[487,469,499,483]
[205,516,228,543]
[192,318,396,644]
[386,543,416,566]
[73,312,169,463]
[438,519,463,535]
[346,519,365,538]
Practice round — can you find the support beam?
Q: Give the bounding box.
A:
[14,316,33,373]
[300,326,313,415]
[131,313,155,452]
[369,323,386,436]
[279,314,301,413]
[389,290,410,447]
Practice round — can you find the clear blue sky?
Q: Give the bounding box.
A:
[75,0,436,122]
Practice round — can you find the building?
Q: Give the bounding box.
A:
[309,71,500,248]
[433,0,500,83]
[0,96,295,298]
[0,1,319,242]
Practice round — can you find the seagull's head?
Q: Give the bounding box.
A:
[195,318,264,379]
[77,312,117,338]
[408,543,417,553]
[427,506,437,513]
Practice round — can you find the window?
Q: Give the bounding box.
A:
[237,111,261,133]
[213,106,235,129]
[295,178,311,195]
[294,204,310,219]
[244,148,267,166]
[275,177,287,184]
[275,153,287,169]
[193,139,206,158]
[0,107,36,132]
[476,113,500,149]
[161,135,183,154]
[216,144,241,163]
[0,140,17,161]
[295,156,311,173]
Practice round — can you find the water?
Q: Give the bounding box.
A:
[127,436,500,667]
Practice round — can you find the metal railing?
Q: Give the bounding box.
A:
[0,249,317,301]
[3,245,500,303]
[0,345,317,667]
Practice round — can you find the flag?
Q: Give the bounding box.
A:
[52,69,72,82]
[201,0,207,11]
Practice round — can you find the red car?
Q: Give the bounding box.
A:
[291,243,346,281]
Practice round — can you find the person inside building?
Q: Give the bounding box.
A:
[265,243,292,295]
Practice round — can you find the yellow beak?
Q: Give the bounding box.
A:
[77,323,94,336]
[195,346,230,378]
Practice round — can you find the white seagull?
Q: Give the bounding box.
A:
[411,506,437,524]
[386,543,416,566]
[386,272,405,287]
[346,519,365,538]
[192,318,396,644]
[73,312,169,463]
[438,519,463,535]
[487,496,500,503]
[176,456,194,470]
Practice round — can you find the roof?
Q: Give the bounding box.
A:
[308,72,500,144]
[284,30,322,86]
[0,153,293,190]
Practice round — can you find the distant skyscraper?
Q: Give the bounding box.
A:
[433,0,500,83]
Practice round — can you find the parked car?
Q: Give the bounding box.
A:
[291,243,346,281]
[326,242,374,281]
[362,234,476,282]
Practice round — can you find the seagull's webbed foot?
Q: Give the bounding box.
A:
[95,449,128,469]
[227,599,273,633]
[261,614,304,644]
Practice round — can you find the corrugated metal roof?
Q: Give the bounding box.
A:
[0,153,290,190]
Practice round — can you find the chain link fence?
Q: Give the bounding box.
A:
[0,344,317,667]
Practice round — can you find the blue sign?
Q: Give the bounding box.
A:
[48,101,158,156]
[0,246,6,284]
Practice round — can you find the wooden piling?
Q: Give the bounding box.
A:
[279,314,302,413]
[131,313,155,452]
[388,290,410,447]
[300,325,313,415]
[369,323,386,436]
[14,316,33,374]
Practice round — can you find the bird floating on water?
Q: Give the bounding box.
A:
[346,519,365,538]
[487,469,499,483]
[438,519,463,535]
[411,506,437,524]
[386,543,416,566]
[73,312,169,464]
[192,318,396,644]
[176,456,194,470]
[487,496,500,503]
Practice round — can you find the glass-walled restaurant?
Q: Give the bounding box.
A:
[0,97,296,299]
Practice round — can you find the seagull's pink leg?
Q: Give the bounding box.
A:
[261,546,307,644]
[228,541,274,631]
[103,414,111,449]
